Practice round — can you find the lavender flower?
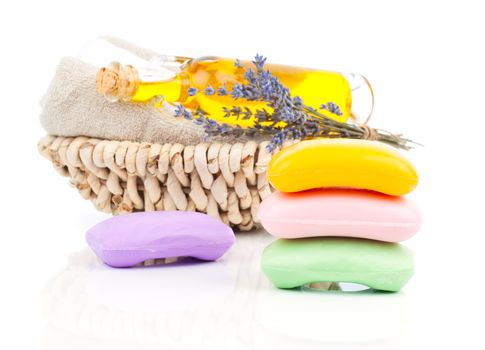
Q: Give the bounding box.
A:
[320,102,343,116]
[252,54,267,71]
[231,84,244,99]
[221,106,254,120]
[217,83,228,96]
[293,96,303,109]
[174,104,184,117]
[204,84,215,96]
[188,87,198,96]
[244,68,257,84]
[242,107,252,120]
[173,103,197,121]
[255,109,270,122]
[173,55,413,151]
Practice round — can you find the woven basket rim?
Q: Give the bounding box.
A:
[38,134,290,231]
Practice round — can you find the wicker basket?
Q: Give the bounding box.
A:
[38,135,284,231]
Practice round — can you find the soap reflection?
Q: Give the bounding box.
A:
[86,258,234,313]
[42,232,412,350]
[254,287,411,348]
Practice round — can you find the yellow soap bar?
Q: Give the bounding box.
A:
[267,139,418,196]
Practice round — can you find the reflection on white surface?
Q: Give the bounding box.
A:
[42,232,413,350]
[254,287,411,349]
[86,258,234,313]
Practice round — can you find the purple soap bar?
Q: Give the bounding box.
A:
[86,211,235,267]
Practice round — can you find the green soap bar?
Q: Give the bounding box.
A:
[262,238,414,292]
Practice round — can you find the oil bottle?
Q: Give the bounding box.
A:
[89,39,374,126]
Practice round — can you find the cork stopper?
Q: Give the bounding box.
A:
[96,62,140,102]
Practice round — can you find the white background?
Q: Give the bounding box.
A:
[1,0,484,349]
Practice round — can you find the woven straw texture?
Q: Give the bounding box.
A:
[38,135,289,231]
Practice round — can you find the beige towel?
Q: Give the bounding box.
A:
[39,37,255,145]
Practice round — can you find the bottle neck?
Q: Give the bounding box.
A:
[133,75,187,103]
[96,62,189,103]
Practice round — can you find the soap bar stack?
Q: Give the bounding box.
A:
[259,139,421,292]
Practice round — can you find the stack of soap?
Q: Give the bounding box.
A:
[259,139,421,292]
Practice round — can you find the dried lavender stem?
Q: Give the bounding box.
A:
[171,54,418,152]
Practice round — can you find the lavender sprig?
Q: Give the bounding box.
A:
[176,55,415,152]
[320,102,343,116]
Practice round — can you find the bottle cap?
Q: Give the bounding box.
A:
[96,62,140,102]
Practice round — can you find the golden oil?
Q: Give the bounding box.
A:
[97,56,373,127]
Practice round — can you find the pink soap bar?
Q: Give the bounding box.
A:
[258,189,422,242]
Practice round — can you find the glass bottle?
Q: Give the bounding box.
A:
[88,40,374,126]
